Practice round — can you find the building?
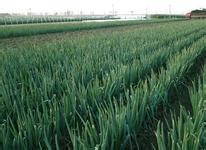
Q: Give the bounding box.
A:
[186,9,206,19]
[0,13,10,17]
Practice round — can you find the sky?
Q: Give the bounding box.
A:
[0,0,206,15]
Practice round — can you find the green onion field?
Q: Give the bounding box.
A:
[0,19,205,149]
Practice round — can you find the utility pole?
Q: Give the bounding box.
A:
[112,4,115,15]
[145,8,148,19]
[80,10,83,20]
[27,8,32,16]
[169,4,172,17]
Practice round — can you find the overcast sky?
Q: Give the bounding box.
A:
[0,0,205,14]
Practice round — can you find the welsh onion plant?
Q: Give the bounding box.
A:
[64,36,206,149]
[0,16,77,25]
[0,20,206,149]
[156,66,206,150]
[0,19,185,39]
[2,20,203,116]
[156,107,204,150]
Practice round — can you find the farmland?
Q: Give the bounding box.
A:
[0,19,182,39]
[0,19,206,150]
[0,15,120,25]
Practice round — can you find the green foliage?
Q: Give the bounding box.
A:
[0,20,206,149]
[0,19,183,38]
[156,62,206,150]
[0,15,121,25]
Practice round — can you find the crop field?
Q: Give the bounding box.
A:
[0,19,206,150]
[0,19,183,39]
[0,16,84,25]
[0,15,120,26]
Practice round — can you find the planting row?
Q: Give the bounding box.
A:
[156,66,206,150]
[0,16,120,25]
[1,20,205,121]
[0,19,183,38]
[0,20,206,149]
[66,35,206,149]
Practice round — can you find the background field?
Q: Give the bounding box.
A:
[0,19,184,39]
[0,19,206,150]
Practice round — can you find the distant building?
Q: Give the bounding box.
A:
[185,12,191,18]
[0,13,10,17]
[186,9,206,19]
